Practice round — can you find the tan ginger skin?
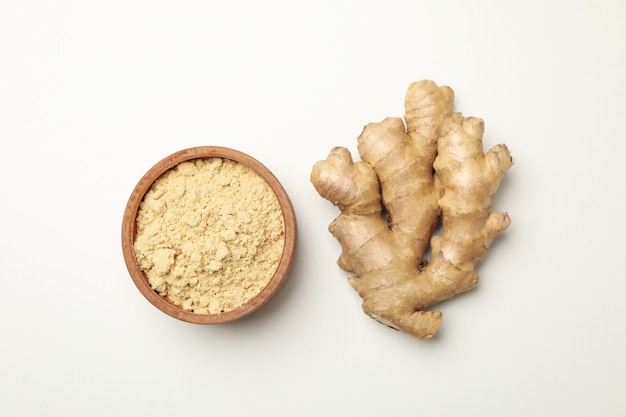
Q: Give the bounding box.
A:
[311,80,513,339]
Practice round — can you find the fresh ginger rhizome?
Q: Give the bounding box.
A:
[311,80,513,339]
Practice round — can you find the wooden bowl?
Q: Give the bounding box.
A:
[121,146,297,324]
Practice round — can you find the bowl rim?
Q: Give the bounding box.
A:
[121,146,297,324]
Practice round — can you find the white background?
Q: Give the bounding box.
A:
[1,1,625,416]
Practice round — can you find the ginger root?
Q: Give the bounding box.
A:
[311,80,513,339]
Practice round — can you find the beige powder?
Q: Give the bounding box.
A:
[133,157,285,314]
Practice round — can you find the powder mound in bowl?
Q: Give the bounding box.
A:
[133,157,285,315]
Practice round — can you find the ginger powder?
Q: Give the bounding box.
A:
[133,157,285,315]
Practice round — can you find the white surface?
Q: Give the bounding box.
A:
[1,1,625,416]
